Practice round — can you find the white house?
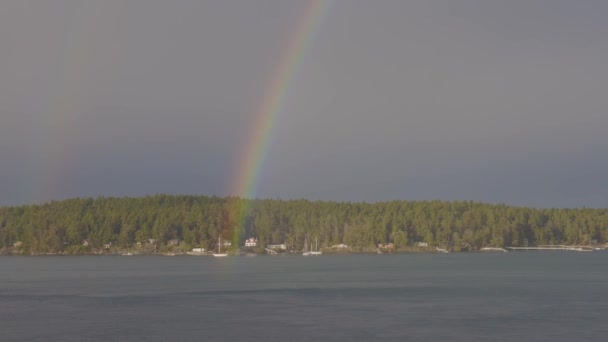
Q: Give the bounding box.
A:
[416,242,429,247]
[187,247,206,256]
[267,243,287,250]
[245,238,258,247]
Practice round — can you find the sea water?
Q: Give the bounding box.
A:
[1,252,607,341]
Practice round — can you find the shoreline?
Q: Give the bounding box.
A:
[2,245,604,257]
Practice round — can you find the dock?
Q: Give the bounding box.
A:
[505,245,594,252]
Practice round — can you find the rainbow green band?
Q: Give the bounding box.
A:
[230,0,332,240]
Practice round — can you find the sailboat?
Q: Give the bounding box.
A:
[302,237,311,256]
[309,237,322,255]
[303,237,322,256]
[213,237,228,257]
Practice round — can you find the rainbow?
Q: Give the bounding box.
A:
[229,0,332,235]
[28,2,128,205]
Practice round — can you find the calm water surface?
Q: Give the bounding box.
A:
[1,252,607,341]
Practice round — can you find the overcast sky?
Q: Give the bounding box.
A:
[1,0,608,208]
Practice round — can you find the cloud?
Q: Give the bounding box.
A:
[1,0,607,207]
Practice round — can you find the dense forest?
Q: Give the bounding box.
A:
[1,194,607,254]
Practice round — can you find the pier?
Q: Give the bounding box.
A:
[505,245,594,252]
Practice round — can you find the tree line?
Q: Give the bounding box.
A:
[1,194,607,254]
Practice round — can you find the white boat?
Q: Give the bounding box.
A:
[302,237,311,256]
[480,247,508,252]
[213,237,228,257]
[307,237,322,256]
[436,247,449,253]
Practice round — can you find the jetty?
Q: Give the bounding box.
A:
[505,245,594,252]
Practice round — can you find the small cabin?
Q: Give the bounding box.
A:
[378,243,394,250]
[245,238,258,247]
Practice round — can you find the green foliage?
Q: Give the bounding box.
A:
[0,195,607,254]
[391,230,408,249]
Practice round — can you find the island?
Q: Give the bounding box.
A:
[1,195,607,255]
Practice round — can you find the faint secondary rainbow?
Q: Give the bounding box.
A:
[229,1,332,205]
[28,2,128,205]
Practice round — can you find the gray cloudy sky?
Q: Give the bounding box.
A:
[1,0,608,208]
